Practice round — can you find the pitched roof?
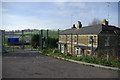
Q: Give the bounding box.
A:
[59,24,120,35]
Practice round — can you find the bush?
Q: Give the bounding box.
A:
[31,34,40,48]
[45,37,58,48]
[41,49,120,68]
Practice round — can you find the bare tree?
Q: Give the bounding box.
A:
[89,18,101,25]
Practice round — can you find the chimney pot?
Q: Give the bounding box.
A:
[72,24,76,28]
[77,21,82,29]
[102,19,108,26]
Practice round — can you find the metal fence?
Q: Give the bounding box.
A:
[3,29,59,53]
[0,30,3,79]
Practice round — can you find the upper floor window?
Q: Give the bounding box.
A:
[67,36,69,42]
[89,36,93,44]
[105,36,110,46]
[74,36,77,43]
[67,45,69,52]
[59,36,61,41]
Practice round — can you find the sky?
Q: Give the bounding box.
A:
[1,2,119,31]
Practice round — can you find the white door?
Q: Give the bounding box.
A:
[61,44,64,53]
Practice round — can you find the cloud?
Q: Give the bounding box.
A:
[77,12,89,18]
[2,14,70,30]
[0,8,8,12]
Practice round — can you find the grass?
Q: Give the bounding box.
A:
[13,30,59,38]
[5,30,59,45]
[42,49,120,68]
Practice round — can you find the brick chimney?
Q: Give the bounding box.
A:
[72,24,76,28]
[102,19,108,26]
[77,21,82,29]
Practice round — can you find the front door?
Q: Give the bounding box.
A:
[61,44,64,53]
[75,47,81,57]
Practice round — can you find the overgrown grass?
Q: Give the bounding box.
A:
[42,49,120,68]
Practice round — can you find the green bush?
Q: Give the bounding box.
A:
[31,34,40,48]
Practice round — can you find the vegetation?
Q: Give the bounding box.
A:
[31,34,40,48]
[44,37,58,48]
[31,34,58,49]
[42,49,120,68]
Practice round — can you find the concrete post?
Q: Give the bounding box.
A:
[41,30,43,50]
[58,29,59,50]
[3,30,5,52]
[1,31,3,53]
[47,29,48,48]
[39,31,41,51]
[22,30,24,50]
[31,30,32,50]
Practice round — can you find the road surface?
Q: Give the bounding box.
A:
[2,49,120,78]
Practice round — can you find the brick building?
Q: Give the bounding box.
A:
[58,19,120,60]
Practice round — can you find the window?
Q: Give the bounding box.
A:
[87,50,91,56]
[74,36,77,43]
[89,36,93,44]
[67,46,69,52]
[94,36,97,45]
[105,36,110,46]
[59,36,61,41]
[61,45,64,53]
[67,36,69,42]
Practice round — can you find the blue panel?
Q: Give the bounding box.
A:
[8,38,19,43]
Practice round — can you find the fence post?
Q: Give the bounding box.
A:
[47,29,48,49]
[39,30,41,51]
[40,30,43,50]
[2,31,3,53]
[31,30,32,50]
[22,30,24,50]
[3,30,5,52]
[58,29,59,49]
[13,31,14,52]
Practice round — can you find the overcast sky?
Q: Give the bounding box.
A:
[1,2,119,30]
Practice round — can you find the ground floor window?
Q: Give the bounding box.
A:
[86,50,91,56]
[67,45,69,53]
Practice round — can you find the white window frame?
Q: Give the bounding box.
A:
[88,35,93,46]
[67,45,69,53]
[74,36,77,44]
[86,50,91,56]
[59,36,61,42]
[75,47,82,57]
[67,35,69,43]
[61,44,64,53]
